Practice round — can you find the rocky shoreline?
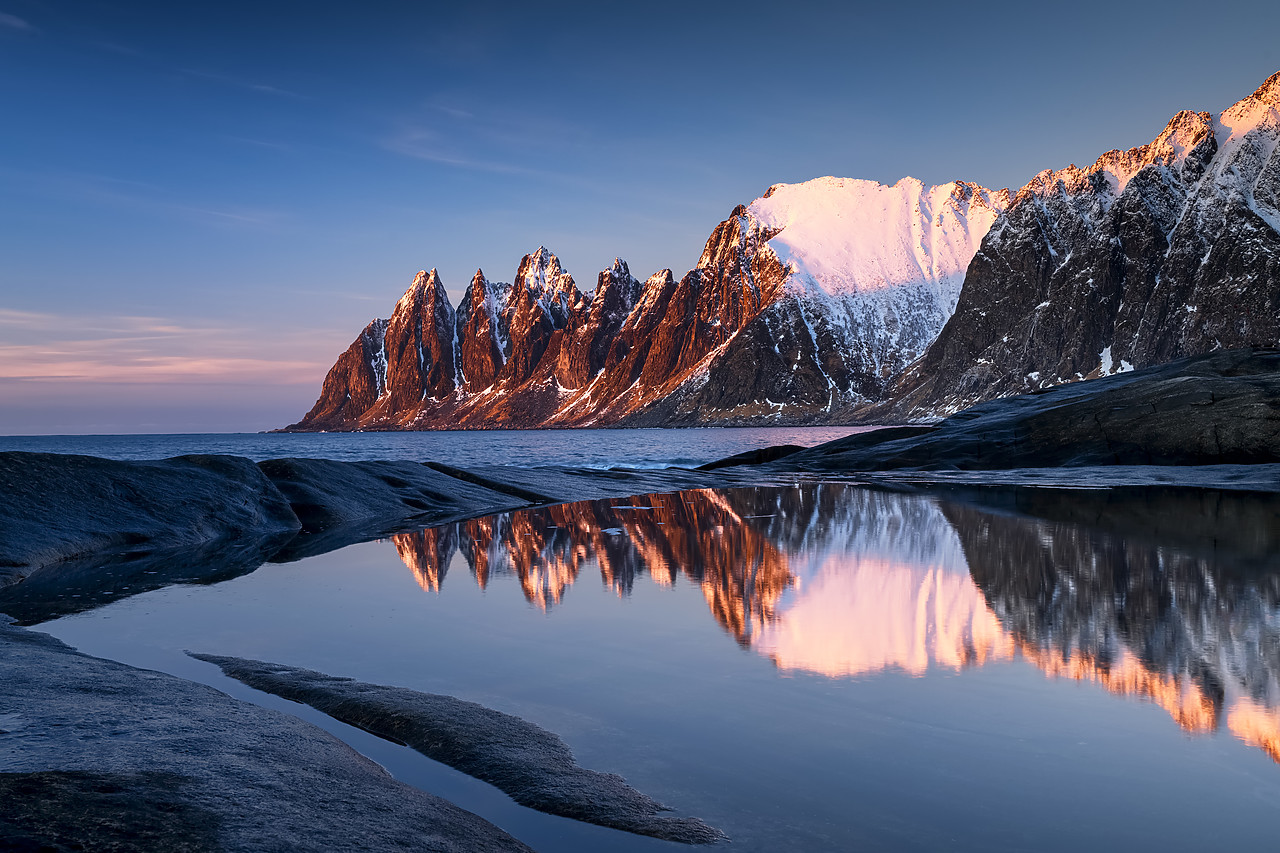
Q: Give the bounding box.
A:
[2,348,1278,850]
[0,616,538,853]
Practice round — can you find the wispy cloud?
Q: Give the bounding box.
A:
[0,308,57,328]
[224,135,293,152]
[0,169,288,229]
[381,126,540,175]
[283,288,390,303]
[0,11,32,31]
[181,69,309,100]
[379,101,597,179]
[433,104,475,120]
[0,310,340,386]
[375,100,678,210]
[92,40,142,57]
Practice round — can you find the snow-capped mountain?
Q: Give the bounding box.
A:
[289,71,1280,431]
[627,178,1006,424]
[881,71,1280,419]
[288,177,1006,430]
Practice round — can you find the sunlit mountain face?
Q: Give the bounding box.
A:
[391,484,1280,764]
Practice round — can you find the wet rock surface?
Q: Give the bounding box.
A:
[0,619,534,853]
[190,654,724,845]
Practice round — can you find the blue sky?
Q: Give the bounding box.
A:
[2,0,1278,433]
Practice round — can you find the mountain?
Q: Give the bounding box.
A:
[289,71,1280,431]
[878,71,1280,420]
[286,177,1007,430]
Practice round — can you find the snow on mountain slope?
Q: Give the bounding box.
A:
[750,176,1006,308]
[628,177,1010,425]
[1210,72,1280,233]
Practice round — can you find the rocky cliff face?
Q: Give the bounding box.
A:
[293,318,388,428]
[454,269,512,394]
[288,177,1006,430]
[883,72,1280,419]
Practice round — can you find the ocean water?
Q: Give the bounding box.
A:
[33,483,1280,852]
[0,426,873,469]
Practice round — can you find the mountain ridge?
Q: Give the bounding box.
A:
[286,71,1279,431]
[874,70,1280,420]
[287,176,1006,430]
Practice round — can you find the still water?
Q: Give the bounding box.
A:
[35,484,1280,852]
[0,426,867,469]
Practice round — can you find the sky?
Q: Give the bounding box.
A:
[2,0,1278,434]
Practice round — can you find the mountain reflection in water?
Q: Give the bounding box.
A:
[390,484,1280,764]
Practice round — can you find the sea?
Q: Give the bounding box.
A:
[0,426,874,469]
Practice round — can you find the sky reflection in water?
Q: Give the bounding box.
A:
[41,483,1280,851]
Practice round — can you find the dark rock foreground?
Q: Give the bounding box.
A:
[0,453,300,588]
[0,618,534,853]
[771,349,1280,474]
[190,654,723,845]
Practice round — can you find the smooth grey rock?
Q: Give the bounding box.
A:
[0,621,533,853]
[190,654,724,845]
[0,453,299,587]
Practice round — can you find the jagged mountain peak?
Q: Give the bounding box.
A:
[394,268,450,315]
[949,179,1007,205]
[595,258,637,290]
[514,246,576,298]
[1016,109,1217,210]
[286,71,1278,432]
[401,267,444,295]
[589,259,642,316]
[289,169,1007,430]
[1220,69,1280,133]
